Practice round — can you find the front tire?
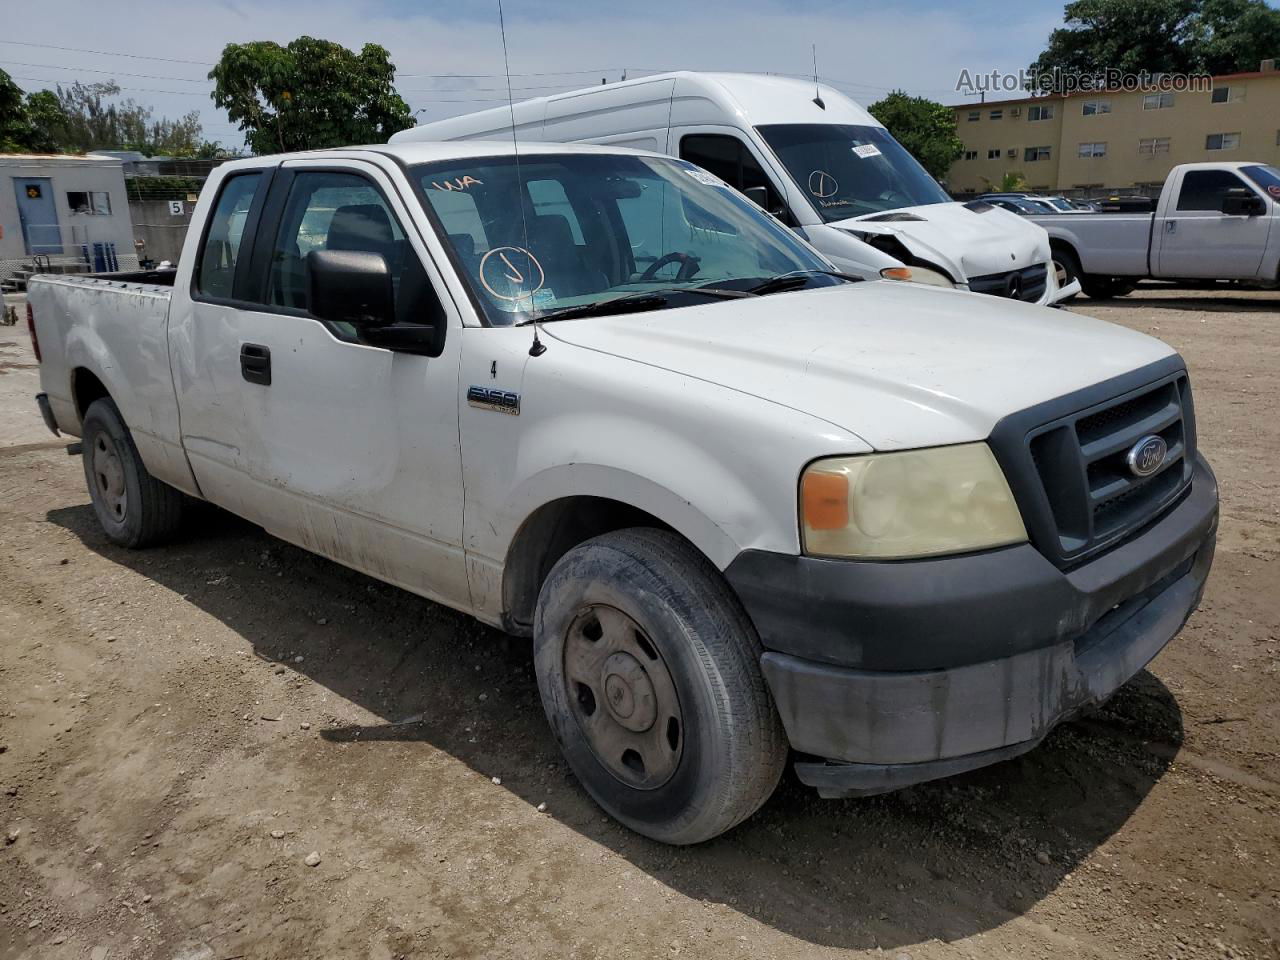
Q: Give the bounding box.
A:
[533,528,787,844]
[81,398,186,548]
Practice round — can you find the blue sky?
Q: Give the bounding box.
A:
[3,0,1075,150]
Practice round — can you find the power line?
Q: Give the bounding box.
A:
[7,74,211,97]
[0,38,214,66]
[1,59,210,84]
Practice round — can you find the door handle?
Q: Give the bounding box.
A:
[240,343,271,385]
[1165,220,1177,234]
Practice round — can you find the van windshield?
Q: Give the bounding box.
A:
[412,154,837,326]
[757,124,952,221]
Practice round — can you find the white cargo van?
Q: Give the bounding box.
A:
[392,71,1079,305]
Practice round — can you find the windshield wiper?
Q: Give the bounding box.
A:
[744,269,865,296]
[515,286,752,325]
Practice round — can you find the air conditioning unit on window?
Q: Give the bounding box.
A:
[1010,107,1021,117]
[1006,149,1017,158]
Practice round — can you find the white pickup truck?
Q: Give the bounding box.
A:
[1032,161,1280,298]
[29,141,1218,844]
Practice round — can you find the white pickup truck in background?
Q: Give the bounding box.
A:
[1031,162,1280,299]
[29,140,1217,844]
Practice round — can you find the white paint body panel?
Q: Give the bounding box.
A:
[31,141,1179,631]
[394,71,1071,305]
[1030,161,1280,282]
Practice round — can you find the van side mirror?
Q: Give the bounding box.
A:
[743,185,785,218]
[307,250,395,327]
[1221,188,1265,217]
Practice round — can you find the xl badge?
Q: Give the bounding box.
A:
[1126,435,1167,478]
[467,385,520,415]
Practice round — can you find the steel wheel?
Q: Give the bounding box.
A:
[92,431,128,524]
[563,603,683,790]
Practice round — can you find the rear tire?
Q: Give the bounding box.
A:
[81,398,186,548]
[533,528,787,845]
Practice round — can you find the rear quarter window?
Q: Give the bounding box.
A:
[195,173,262,299]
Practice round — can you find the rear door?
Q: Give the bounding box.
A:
[174,159,470,610]
[1156,169,1270,278]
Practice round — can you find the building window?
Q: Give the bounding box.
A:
[1082,99,1111,116]
[967,110,980,121]
[1024,145,1052,162]
[1211,86,1244,104]
[1143,92,1175,110]
[1205,132,1241,151]
[964,150,979,160]
[67,191,111,215]
[987,148,1001,159]
[1028,104,1054,121]
[1138,137,1172,155]
[1078,141,1107,158]
[989,109,1003,120]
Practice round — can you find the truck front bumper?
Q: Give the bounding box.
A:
[724,455,1217,797]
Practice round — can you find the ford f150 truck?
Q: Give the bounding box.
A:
[1032,161,1280,299]
[29,141,1218,845]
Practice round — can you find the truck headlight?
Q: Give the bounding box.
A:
[800,444,1027,559]
[879,266,955,288]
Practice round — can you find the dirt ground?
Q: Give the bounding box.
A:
[1,286,1278,960]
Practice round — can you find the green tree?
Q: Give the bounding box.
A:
[49,80,203,155]
[993,171,1029,192]
[867,91,964,181]
[1030,0,1280,77]
[22,90,68,153]
[209,37,414,154]
[0,68,28,151]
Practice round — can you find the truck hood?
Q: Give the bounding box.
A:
[543,282,1175,450]
[829,202,1052,283]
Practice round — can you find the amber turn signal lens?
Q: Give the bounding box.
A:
[879,267,914,282]
[801,469,849,531]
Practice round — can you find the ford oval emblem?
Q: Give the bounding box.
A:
[1126,435,1168,478]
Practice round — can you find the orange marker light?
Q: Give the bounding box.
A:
[802,470,849,531]
[880,267,914,282]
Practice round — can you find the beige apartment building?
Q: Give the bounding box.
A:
[946,61,1280,194]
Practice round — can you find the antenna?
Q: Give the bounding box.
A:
[497,0,545,356]
[811,44,826,110]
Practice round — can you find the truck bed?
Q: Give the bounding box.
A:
[27,272,180,473]
[1027,212,1156,277]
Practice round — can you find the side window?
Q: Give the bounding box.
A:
[266,172,407,312]
[679,134,788,220]
[196,173,261,299]
[1176,170,1250,211]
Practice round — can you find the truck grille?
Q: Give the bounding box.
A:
[968,264,1048,303]
[991,366,1197,568]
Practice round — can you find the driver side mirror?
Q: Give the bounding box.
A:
[308,250,395,327]
[1221,187,1265,217]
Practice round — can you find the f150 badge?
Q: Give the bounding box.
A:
[467,385,521,415]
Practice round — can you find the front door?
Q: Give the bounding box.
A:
[13,178,61,255]
[172,160,470,611]
[1157,169,1271,279]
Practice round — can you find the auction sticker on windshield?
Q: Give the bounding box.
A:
[852,143,883,159]
[684,168,725,187]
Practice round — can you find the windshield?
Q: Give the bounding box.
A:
[756,124,952,221]
[1241,164,1280,199]
[412,154,835,326]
